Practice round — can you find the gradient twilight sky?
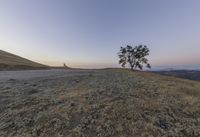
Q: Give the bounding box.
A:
[0,0,200,68]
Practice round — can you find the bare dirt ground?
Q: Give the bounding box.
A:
[0,69,200,137]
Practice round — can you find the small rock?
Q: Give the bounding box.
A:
[26,89,39,95]
[70,103,75,106]
[4,87,11,90]
[159,121,171,130]
[75,80,80,83]
[32,84,37,87]
[8,79,16,82]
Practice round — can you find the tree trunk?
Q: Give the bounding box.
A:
[131,65,134,70]
[130,62,135,71]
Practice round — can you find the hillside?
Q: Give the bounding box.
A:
[0,50,48,70]
[0,69,200,137]
[155,70,200,81]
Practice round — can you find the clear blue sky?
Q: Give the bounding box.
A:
[0,0,200,69]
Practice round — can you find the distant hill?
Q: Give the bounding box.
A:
[0,50,49,70]
[154,70,200,81]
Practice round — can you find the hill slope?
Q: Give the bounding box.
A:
[0,69,200,137]
[155,70,200,81]
[0,50,48,70]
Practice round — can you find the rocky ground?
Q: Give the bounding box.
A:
[0,69,200,137]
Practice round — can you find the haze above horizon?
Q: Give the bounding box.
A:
[0,0,200,69]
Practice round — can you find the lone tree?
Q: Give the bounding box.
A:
[118,45,151,70]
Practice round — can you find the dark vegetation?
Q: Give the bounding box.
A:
[118,45,151,70]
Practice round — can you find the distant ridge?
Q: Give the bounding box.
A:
[0,50,49,70]
[154,70,200,81]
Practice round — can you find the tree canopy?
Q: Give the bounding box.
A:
[118,45,151,70]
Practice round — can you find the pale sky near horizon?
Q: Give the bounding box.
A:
[0,0,200,69]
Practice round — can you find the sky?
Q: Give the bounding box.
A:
[0,0,200,69]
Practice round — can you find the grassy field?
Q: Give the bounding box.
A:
[0,69,200,137]
[0,50,48,70]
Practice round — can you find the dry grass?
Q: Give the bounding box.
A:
[0,69,200,137]
[0,50,48,70]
